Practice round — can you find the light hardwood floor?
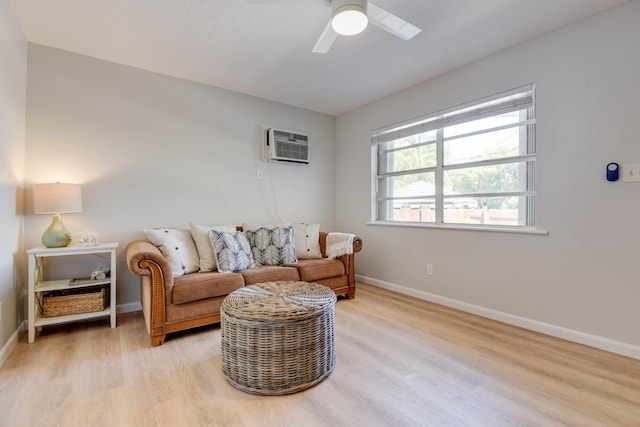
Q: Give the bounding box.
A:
[1,283,639,427]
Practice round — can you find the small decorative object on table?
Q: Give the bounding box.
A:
[72,230,100,246]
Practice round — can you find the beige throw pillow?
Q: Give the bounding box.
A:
[190,223,236,272]
[143,228,200,276]
[293,223,322,259]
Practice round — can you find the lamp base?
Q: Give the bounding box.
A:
[42,213,72,248]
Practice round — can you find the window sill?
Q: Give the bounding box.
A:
[367,221,548,235]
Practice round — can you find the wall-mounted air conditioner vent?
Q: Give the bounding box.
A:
[262,127,309,165]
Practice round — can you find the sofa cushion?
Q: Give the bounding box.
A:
[173,272,245,305]
[240,266,300,286]
[287,258,345,282]
[293,223,322,259]
[190,223,236,272]
[143,228,199,276]
[210,230,256,273]
[244,225,297,266]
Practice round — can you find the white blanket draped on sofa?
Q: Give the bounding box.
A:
[326,232,356,260]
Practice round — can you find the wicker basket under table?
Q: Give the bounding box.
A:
[221,280,337,395]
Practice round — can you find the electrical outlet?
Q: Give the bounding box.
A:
[257,170,264,180]
[623,163,640,182]
[427,264,433,276]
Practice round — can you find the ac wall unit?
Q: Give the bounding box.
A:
[262,127,309,165]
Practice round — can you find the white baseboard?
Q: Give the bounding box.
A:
[117,302,142,314]
[357,275,640,360]
[0,320,25,368]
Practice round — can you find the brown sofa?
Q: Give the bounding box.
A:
[126,231,362,346]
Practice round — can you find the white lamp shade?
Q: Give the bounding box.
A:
[33,183,82,214]
[332,1,368,36]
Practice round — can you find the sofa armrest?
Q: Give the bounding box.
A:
[127,240,167,275]
[353,236,363,254]
[127,239,179,345]
[318,232,362,257]
[318,232,362,298]
[126,239,174,304]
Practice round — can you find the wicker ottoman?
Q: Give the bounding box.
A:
[221,280,337,395]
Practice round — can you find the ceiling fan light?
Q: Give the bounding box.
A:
[332,5,368,36]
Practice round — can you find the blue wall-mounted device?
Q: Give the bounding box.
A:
[606,162,619,182]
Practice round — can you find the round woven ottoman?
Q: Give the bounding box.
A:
[221,280,337,395]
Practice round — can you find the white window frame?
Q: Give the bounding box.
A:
[371,85,539,232]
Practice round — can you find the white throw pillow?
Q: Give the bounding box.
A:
[190,223,236,272]
[144,228,200,277]
[293,223,322,259]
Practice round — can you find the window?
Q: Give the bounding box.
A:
[372,85,536,229]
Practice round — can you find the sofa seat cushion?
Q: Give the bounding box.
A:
[239,266,300,286]
[287,258,345,282]
[173,272,245,305]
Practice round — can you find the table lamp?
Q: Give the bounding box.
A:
[33,182,82,248]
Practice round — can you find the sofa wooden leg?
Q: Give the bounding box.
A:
[348,287,356,299]
[151,335,166,347]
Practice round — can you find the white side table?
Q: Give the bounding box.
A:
[26,243,119,343]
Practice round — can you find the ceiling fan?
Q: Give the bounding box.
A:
[312,0,422,53]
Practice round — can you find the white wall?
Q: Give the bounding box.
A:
[24,45,336,307]
[13,1,640,358]
[336,2,640,352]
[0,0,27,354]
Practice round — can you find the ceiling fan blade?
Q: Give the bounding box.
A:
[312,20,338,53]
[246,0,330,5]
[367,1,422,40]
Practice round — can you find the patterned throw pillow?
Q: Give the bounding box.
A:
[244,226,297,266]
[189,223,237,272]
[143,228,200,277]
[209,230,256,273]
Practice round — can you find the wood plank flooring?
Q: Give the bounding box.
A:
[1,283,638,426]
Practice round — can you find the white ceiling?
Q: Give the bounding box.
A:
[10,0,627,116]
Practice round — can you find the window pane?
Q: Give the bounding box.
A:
[443,161,533,195]
[443,196,528,226]
[378,173,435,198]
[444,111,522,139]
[377,174,436,223]
[378,132,437,174]
[444,125,524,165]
[379,199,436,223]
